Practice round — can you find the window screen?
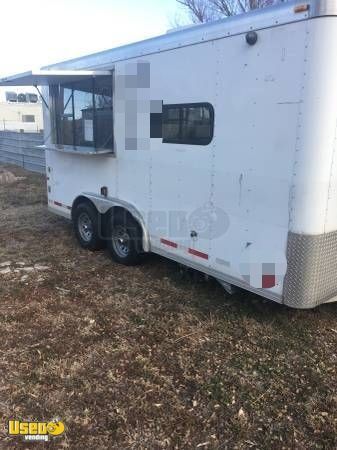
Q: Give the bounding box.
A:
[51,76,113,150]
[162,103,214,145]
[94,77,113,149]
[73,79,94,147]
[60,87,74,146]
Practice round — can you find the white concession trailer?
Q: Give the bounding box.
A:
[1,0,337,308]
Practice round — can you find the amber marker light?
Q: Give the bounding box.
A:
[294,4,310,13]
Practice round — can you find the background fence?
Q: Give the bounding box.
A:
[0,131,45,174]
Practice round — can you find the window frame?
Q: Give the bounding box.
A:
[162,102,214,146]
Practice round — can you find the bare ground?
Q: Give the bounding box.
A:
[0,165,336,450]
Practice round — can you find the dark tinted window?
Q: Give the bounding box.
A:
[163,107,180,141]
[163,103,214,145]
[6,91,17,102]
[22,115,35,123]
[17,93,27,103]
[27,93,38,103]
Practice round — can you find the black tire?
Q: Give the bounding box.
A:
[106,212,143,265]
[73,202,104,250]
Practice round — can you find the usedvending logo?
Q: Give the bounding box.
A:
[8,419,65,442]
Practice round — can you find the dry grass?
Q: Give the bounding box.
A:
[0,164,336,450]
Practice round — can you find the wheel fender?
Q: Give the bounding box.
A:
[72,193,150,252]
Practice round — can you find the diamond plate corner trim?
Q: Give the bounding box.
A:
[284,230,337,308]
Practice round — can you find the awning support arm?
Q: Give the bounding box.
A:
[34,85,49,110]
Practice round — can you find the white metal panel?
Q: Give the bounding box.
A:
[145,41,217,265]
[289,18,337,234]
[0,69,111,87]
[46,149,117,212]
[208,21,307,296]
[311,0,337,16]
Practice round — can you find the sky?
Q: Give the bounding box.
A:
[0,0,188,78]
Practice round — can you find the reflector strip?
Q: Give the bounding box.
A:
[188,248,209,260]
[160,238,178,248]
[262,274,276,288]
[159,237,208,260]
[54,201,71,210]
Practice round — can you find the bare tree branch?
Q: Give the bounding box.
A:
[177,0,288,23]
[177,0,218,23]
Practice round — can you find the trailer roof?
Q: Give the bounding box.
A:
[42,0,336,72]
[0,0,336,86]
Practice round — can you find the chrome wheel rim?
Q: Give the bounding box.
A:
[78,212,93,242]
[112,226,130,258]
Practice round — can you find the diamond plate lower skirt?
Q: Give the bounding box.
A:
[284,230,337,308]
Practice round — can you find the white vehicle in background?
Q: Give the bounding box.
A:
[1,0,337,309]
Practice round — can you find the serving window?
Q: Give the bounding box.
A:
[50,75,113,151]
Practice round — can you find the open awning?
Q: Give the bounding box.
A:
[0,69,112,87]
